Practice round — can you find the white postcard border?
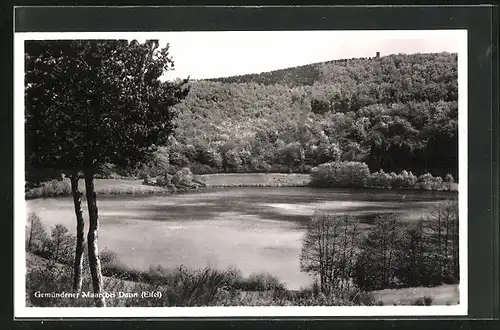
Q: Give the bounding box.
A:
[14,29,468,318]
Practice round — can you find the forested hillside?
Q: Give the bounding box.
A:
[133,52,458,180]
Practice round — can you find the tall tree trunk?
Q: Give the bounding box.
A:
[84,169,106,307]
[70,173,85,293]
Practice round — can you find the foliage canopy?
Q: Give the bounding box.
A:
[25,39,189,179]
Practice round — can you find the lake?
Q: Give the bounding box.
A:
[26,187,456,289]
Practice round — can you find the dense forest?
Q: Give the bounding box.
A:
[115,52,458,180]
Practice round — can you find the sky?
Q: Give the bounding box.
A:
[19,30,465,80]
[150,30,464,81]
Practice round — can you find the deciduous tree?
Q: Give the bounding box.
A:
[300,212,359,294]
[25,39,189,306]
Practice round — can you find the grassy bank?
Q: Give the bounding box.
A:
[25,172,458,200]
[371,284,459,306]
[26,178,172,199]
[26,252,351,307]
[197,173,311,188]
[25,173,311,199]
[79,178,168,195]
[26,252,458,307]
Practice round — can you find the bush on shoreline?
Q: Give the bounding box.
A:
[311,161,452,191]
[310,162,370,188]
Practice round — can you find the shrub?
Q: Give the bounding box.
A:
[139,172,151,184]
[444,173,455,190]
[99,247,117,265]
[171,167,194,187]
[310,161,370,188]
[25,179,72,199]
[240,272,286,291]
[162,266,245,306]
[268,284,354,306]
[417,173,443,190]
[367,169,392,188]
[49,179,71,196]
[28,222,75,265]
[27,262,80,307]
[389,172,404,189]
[45,224,75,265]
[412,296,433,306]
[156,173,172,187]
[402,170,418,188]
[387,170,418,189]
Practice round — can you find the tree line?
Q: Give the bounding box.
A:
[300,199,459,295]
[310,161,454,191]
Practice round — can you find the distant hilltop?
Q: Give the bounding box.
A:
[205,52,457,87]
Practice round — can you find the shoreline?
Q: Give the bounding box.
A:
[25,173,458,200]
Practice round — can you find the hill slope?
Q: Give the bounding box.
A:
[132,53,458,180]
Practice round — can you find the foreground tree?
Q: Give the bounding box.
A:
[25,40,189,306]
[26,213,48,252]
[354,213,405,291]
[47,224,75,264]
[425,199,459,282]
[394,219,431,287]
[300,212,359,294]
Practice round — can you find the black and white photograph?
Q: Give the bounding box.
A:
[14,29,467,317]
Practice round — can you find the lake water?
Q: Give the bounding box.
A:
[26,187,456,289]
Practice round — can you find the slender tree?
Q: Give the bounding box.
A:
[48,224,73,263]
[70,172,85,292]
[300,211,333,292]
[25,39,189,306]
[26,212,47,252]
[395,219,429,287]
[354,213,403,291]
[426,199,459,282]
[300,212,359,294]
